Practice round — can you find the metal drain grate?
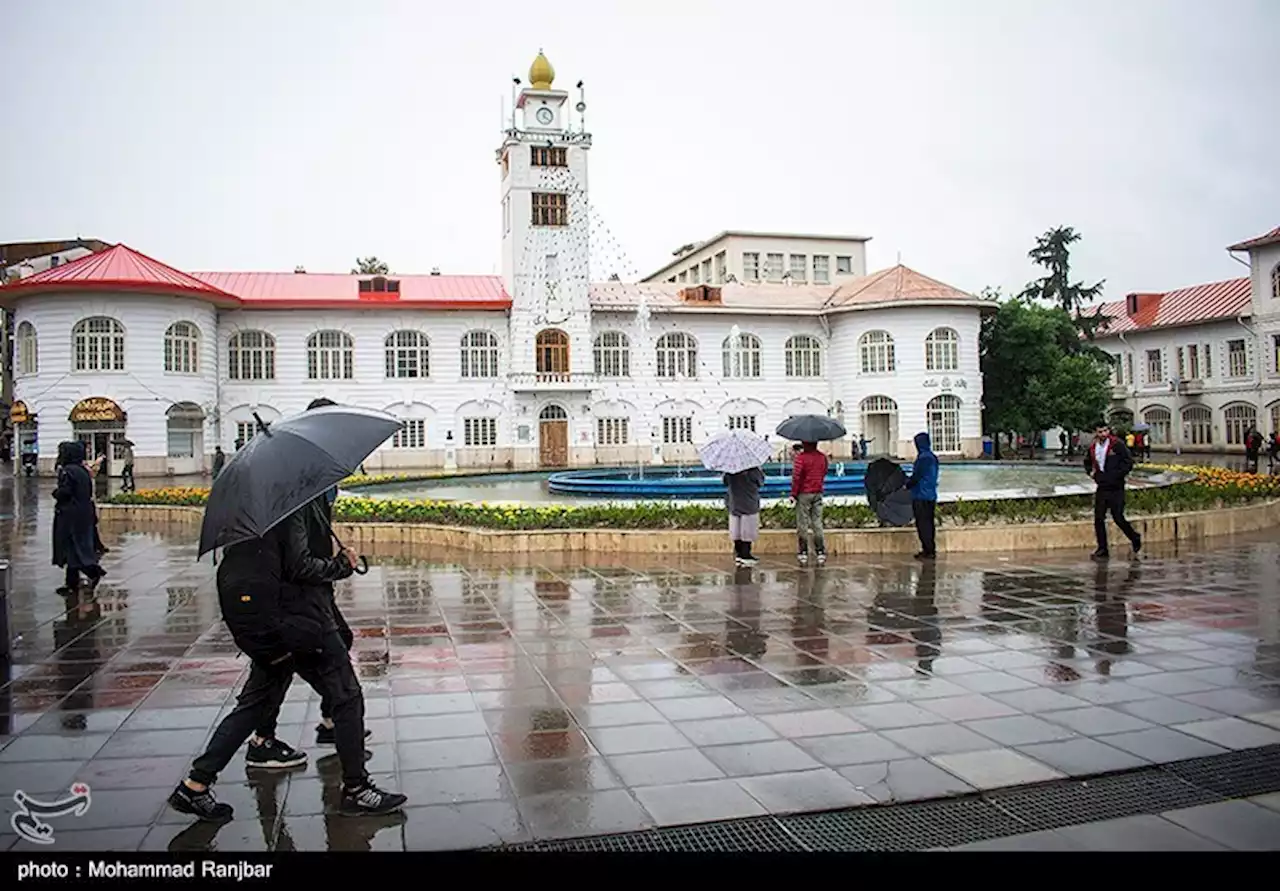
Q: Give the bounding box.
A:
[499,816,804,853]
[986,769,1221,831]
[781,796,1025,851]
[1161,743,1280,799]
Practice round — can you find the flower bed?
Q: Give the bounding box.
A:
[109,466,1280,531]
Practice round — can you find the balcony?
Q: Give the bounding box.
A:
[1111,384,1131,400]
[508,372,599,392]
[1176,378,1205,395]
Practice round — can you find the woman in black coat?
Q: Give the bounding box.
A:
[53,440,105,593]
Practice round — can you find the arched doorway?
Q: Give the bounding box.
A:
[859,396,897,456]
[166,402,206,474]
[539,404,569,467]
[69,397,127,473]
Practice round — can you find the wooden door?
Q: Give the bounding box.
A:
[540,420,568,467]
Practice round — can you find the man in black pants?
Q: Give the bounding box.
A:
[168,508,406,821]
[1084,422,1141,560]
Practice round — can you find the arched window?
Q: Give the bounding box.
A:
[166,402,205,459]
[859,330,895,374]
[385,330,429,378]
[307,330,354,380]
[460,330,499,378]
[593,331,631,377]
[1141,406,1172,445]
[721,332,761,379]
[164,321,200,374]
[656,332,697,379]
[925,327,959,372]
[1182,404,1212,446]
[784,335,822,378]
[16,321,37,375]
[540,404,569,421]
[927,394,962,454]
[1223,402,1257,446]
[227,330,275,380]
[72,316,125,372]
[536,329,570,375]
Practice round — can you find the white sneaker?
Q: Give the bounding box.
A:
[816,552,827,566]
[740,556,759,566]
[797,553,809,566]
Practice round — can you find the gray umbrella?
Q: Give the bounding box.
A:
[198,405,402,562]
[865,457,915,526]
[775,414,847,442]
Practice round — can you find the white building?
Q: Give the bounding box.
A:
[1,52,989,478]
[641,231,870,287]
[1095,225,1280,451]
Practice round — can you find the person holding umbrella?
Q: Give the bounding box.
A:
[697,428,772,566]
[791,441,828,566]
[906,432,940,559]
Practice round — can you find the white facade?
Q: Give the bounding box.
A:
[642,232,870,287]
[5,53,989,476]
[1097,229,1280,451]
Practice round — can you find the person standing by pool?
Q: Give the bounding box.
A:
[724,465,765,566]
[906,432,940,560]
[791,441,828,566]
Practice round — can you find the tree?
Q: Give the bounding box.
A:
[351,257,390,275]
[1019,226,1109,340]
[980,294,1112,444]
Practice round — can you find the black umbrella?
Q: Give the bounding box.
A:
[776,414,847,442]
[864,457,914,526]
[198,405,403,568]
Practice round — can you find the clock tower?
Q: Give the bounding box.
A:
[498,51,593,381]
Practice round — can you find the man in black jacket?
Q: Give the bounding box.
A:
[1083,422,1142,560]
[168,508,406,821]
[253,397,364,749]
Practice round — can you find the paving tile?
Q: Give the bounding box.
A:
[1042,706,1155,736]
[963,715,1078,746]
[796,732,914,766]
[1171,717,1280,750]
[1015,738,1149,776]
[11,826,150,852]
[1161,801,1280,851]
[842,702,947,730]
[402,801,529,850]
[837,758,976,803]
[882,724,994,757]
[607,749,726,786]
[142,819,276,852]
[1178,689,1280,717]
[649,695,744,721]
[919,694,1022,722]
[737,768,875,814]
[503,757,621,797]
[1247,793,1280,813]
[948,829,1080,851]
[758,709,863,738]
[1054,814,1227,851]
[674,715,778,746]
[1242,710,1280,730]
[1095,727,1227,762]
[587,723,691,756]
[990,688,1090,713]
[633,779,767,825]
[1116,696,1223,726]
[929,749,1064,790]
[519,789,651,840]
[701,740,823,777]
[397,764,510,805]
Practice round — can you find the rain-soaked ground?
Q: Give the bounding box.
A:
[1,473,1279,851]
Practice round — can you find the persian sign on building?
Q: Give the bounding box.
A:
[69,398,126,424]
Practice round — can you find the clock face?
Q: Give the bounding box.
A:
[536,107,554,125]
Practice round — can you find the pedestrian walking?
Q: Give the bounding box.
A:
[119,441,135,491]
[52,441,105,593]
[211,445,226,479]
[906,432,940,559]
[791,441,827,566]
[168,506,406,822]
[1084,422,1141,559]
[724,465,765,566]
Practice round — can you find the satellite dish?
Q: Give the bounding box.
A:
[575,101,586,112]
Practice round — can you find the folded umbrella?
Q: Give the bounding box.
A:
[697,429,773,474]
[865,457,915,526]
[198,405,403,568]
[776,414,846,442]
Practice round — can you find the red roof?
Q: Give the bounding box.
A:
[0,243,513,310]
[192,272,509,310]
[1095,277,1252,335]
[1228,226,1280,252]
[1,243,239,307]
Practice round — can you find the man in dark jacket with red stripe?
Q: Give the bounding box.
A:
[1084,422,1141,559]
[792,442,828,566]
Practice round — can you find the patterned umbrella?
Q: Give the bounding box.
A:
[697,429,773,474]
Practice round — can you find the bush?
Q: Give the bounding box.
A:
[108,465,1280,530]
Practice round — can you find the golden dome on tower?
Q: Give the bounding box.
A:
[529,51,554,90]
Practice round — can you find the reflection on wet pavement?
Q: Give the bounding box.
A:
[2,475,1279,851]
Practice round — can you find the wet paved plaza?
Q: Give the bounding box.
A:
[2,476,1280,851]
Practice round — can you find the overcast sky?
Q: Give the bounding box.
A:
[1,0,1275,301]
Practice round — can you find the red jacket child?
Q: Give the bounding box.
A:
[791,443,828,496]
